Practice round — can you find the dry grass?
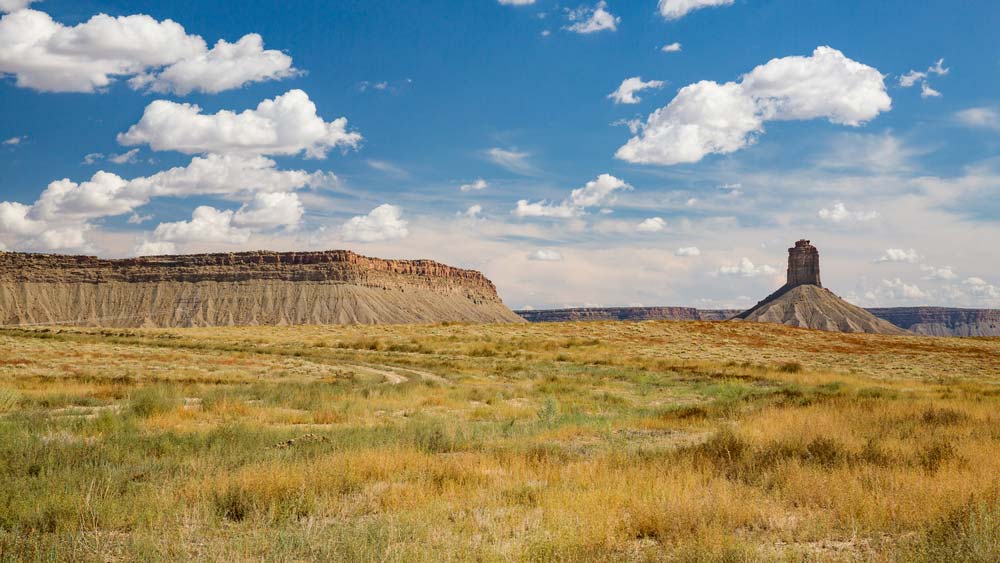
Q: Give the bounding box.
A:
[0,320,998,561]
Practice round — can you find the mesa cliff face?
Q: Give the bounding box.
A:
[0,251,524,327]
[867,307,1000,337]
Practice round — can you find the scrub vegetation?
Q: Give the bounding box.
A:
[1,320,999,561]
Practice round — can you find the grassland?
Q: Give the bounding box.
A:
[1,320,999,561]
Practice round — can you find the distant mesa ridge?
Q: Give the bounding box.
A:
[0,250,524,327]
[516,307,999,337]
[519,240,1000,337]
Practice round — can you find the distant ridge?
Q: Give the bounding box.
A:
[515,306,1000,337]
[0,250,525,327]
[734,240,908,335]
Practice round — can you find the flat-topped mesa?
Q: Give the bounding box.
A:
[0,250,525,327]
[787,239,821,288]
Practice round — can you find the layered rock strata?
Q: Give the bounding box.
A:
[0,251,524,327]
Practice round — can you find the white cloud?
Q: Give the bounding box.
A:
[0,154,323,252]
[920,264,957,281]
[133,192,302,255]
[565,1,619,34]
[485,148,534,174]
[661,42,682,53]
[0,8,294,94]
[2,135,24,145]
[608,77,665,104]
[464,204,483,218]
[127,213,151,225]
[568,174,630,207]
[718,257,776,277]
[232,192,303,230]
[498,0,535,5]
[878,278,926,301]
[636,217,666,233]
[818,202,880,223]
[616,47,891,166]
[340,204,409,243]
[460,178,488,192]
[119,90,360,159]
[515,174,631,218]
[133,240,177,256]
[963,277,1000,302]
[955,107,1000,130]
[108,148,140,164]
[675,246,701,257]
[513,199,577,218]
[126,154,321,199]
[920,82,941,99]
[874,248,919,263]
[658,0,734,20]
[128,34,296,95]
[528,249,563,261]
[899,58,948,99]
[147,206,250,245]
[0,0,38,12]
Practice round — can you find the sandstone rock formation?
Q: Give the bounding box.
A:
[0,250,524,327]
[734,240,909,335]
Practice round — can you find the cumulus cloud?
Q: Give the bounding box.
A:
[340,204,409,243]
[0,8,294,94]
[658,0,734,20]
[231,192,303,230]
[878,278,927,301]
[0,155,323,252]
[920,264,957,281]
[718,258,776,277]
[118,89,361,159]
[608,77,665,104]
[818,202,880,223]
[2,135,24,145]
[661,42,682,53]
[875,248,919,263]
[498,0,535,4]
[565,1,619,34]
[514,174,631,218]
[0,0,38,12]
[463,204,483,218]
[675,246,701,257]
[616,47,891,166]
[956,107,999,130]
[460,178,488,192]
[128,34,297,95]
[528,249,563,261]
[636,217,666,233]
[133,240,177,256]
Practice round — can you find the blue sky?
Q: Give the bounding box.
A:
[2,0,999,309]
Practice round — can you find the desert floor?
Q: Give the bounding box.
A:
[1,321,998,561]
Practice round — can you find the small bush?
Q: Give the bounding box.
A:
[129,386,178,418]
[919,440,959,472]
[0,388,20,414]
[912,501,1000,561]
[776,361,803,373]
[921,407,968,426]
